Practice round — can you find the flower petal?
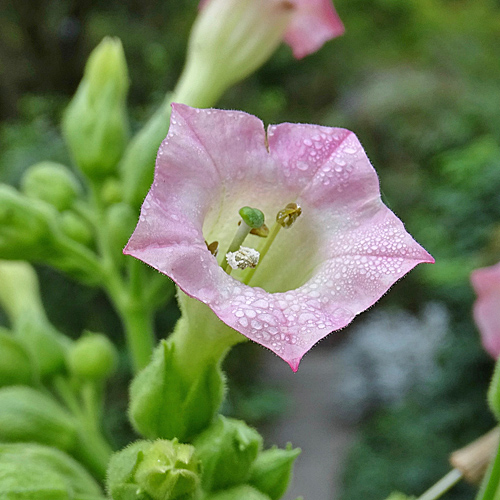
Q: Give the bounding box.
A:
[125,105,433,370]
[284,0,345,59]
[471,263,500,358]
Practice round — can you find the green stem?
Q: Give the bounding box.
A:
[477,438,500,500]
[222,221,252,273]
[417,469,462,500]
[73,424,113,481]
[120,302,155,372]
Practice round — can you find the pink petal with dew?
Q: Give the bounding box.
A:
[125,104,433,371]
[284,0,345,59]
[471,263,500,359]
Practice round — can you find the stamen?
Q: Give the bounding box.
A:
[243,202,302,285]
[222,206,266,273]
[206,240,219,256]
[277,203,302,228]
[226,246,260,270]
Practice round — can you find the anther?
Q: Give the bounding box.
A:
[226,246,260,270]
[276,203,302,228]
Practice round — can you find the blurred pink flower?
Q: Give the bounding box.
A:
[125,105,433,370]
[198,0,345,59]
[471,262,500,358]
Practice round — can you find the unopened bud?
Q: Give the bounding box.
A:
[62,37,129,180]
[21,162,81,211]
[105,202,137,252]
[106,439,201,500]
[67,332,118,381]
[193,415,263,491]
[60,211,94,246]
[0,185,59,261]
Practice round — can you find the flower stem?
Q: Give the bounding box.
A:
[417,469,462,500]
[477,438,500,500]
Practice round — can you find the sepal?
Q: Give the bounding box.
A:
[249,443,300,500]
[203,485,271,500]
[193,415,263,491]
[129,340,224,442]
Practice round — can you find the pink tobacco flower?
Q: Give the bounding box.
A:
[198,0,345,59]
[471,262,500,359]
[125,105,433,371]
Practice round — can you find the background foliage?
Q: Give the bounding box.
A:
[1,0,500,498]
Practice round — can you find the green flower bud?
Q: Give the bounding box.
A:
[249,444,301,500]
[0,328,33,387]
[204,485,272,500]
[193,415,263,491]
[67,331,118,380]
[0,442,105,500]
[105,202,138,252]
[107,439,201,500]
[14,312,69,378]
[0,386,77,451]
[129,340,225,442]
[60,210,94,246]
[21,161,82,211]
[0,184,59,260]
[62,37,129,180]
[101,177,124,205]
[0,260,45,323]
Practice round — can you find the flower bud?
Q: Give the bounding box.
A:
[0,442,104,500]
[174,0,293,108]
[0,184,59,260]
[249,444,300,500]
[0,386,77,452]
[106,439,201,500]
[14,312,69,378]
[67,332,118,380]
[193,415,263,491]
[129,340,224,442]
[101,177,124,205]
[0,260,45,323]
[20,161,81,211]
[0,328,33,387]
[60,210,94,246]
[62,37,129,180]
[204,484,272,500]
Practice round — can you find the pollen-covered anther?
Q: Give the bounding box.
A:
[206,240,219,256]
[276,202,302,228]
[226,246,260,270]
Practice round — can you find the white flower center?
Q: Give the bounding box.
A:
[226,246,260,270]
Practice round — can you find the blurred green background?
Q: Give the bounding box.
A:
[1,0,499,498]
